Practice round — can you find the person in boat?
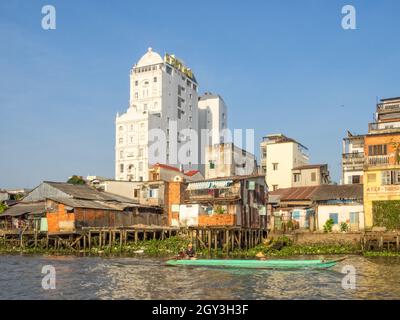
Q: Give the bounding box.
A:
[185,243,196,258]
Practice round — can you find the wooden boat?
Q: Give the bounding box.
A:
[166,257,346,270]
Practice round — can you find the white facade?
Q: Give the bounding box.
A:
[179,204,203,227]
[205,143,256,179]
[115,48,200,181]
[198,93,228,175]
[260,134,309,190]
[342,132,364,185]
[316,204,364,231]
[198,93,228,145]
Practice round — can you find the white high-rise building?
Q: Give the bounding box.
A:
[198,93,228,173]
[115,48,200,181]
[198,93,228,145]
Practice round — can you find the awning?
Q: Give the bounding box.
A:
[1,202,46,217]
[187,180,233,190]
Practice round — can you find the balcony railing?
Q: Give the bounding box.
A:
[377,103,400,112]
[369,121,400,132]
[343,152,364,160]
[366,155,390,166]
[342,152,364,166]
[185,186,241,202]
[140,198,163,206]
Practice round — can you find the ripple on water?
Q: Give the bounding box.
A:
[0,255,399,299]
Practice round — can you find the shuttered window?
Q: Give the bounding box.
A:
[368,144,387,156]
[381,170,400,185]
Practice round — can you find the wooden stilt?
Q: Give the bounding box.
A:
[88,231,92,250]
[225,229,230,253]
[214,231,218,251]
[208,230,212,254]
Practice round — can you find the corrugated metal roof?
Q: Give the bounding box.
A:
[48,198,131,211]
[1,202,45,217]
[47,197,159,211]
[269,186,319,201]
[269,184,363,202]
[311,184,363,201]
[43,182,136,203]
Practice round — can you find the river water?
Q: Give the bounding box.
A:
[0,254,399,300]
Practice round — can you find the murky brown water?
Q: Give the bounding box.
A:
[0,254,399,299]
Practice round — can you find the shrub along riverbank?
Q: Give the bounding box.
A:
[1,235,399,257]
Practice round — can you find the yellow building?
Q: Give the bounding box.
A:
[363,97,400,229]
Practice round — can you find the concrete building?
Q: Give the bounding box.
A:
[363,97,400,229]
[169,175,267,229]
[198,93,228,145]
[98,179,167,208]
[342,131,365,185]
[292,164,330,187]
[0,191,10,203]
[148,163,203,182]
[115,48,200,181]
[205,143,257,179]
[260,134,309,191]
[369,97,400,134]
[313,185,364,232]
[198,93,228,173]
[269,184,364,232]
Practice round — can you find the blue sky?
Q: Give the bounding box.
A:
[0,0,399,188]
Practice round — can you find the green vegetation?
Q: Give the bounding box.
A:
[0,203,7,214]
[0,236,192,257]
[340,222,349,232]
[363,251,400,257]
[67,175,86,185]
[373,200,400,230]
[214,205,225,215]
[3,235,400,259]
[323,219,334,233]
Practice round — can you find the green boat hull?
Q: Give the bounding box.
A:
[166,258,343,269]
